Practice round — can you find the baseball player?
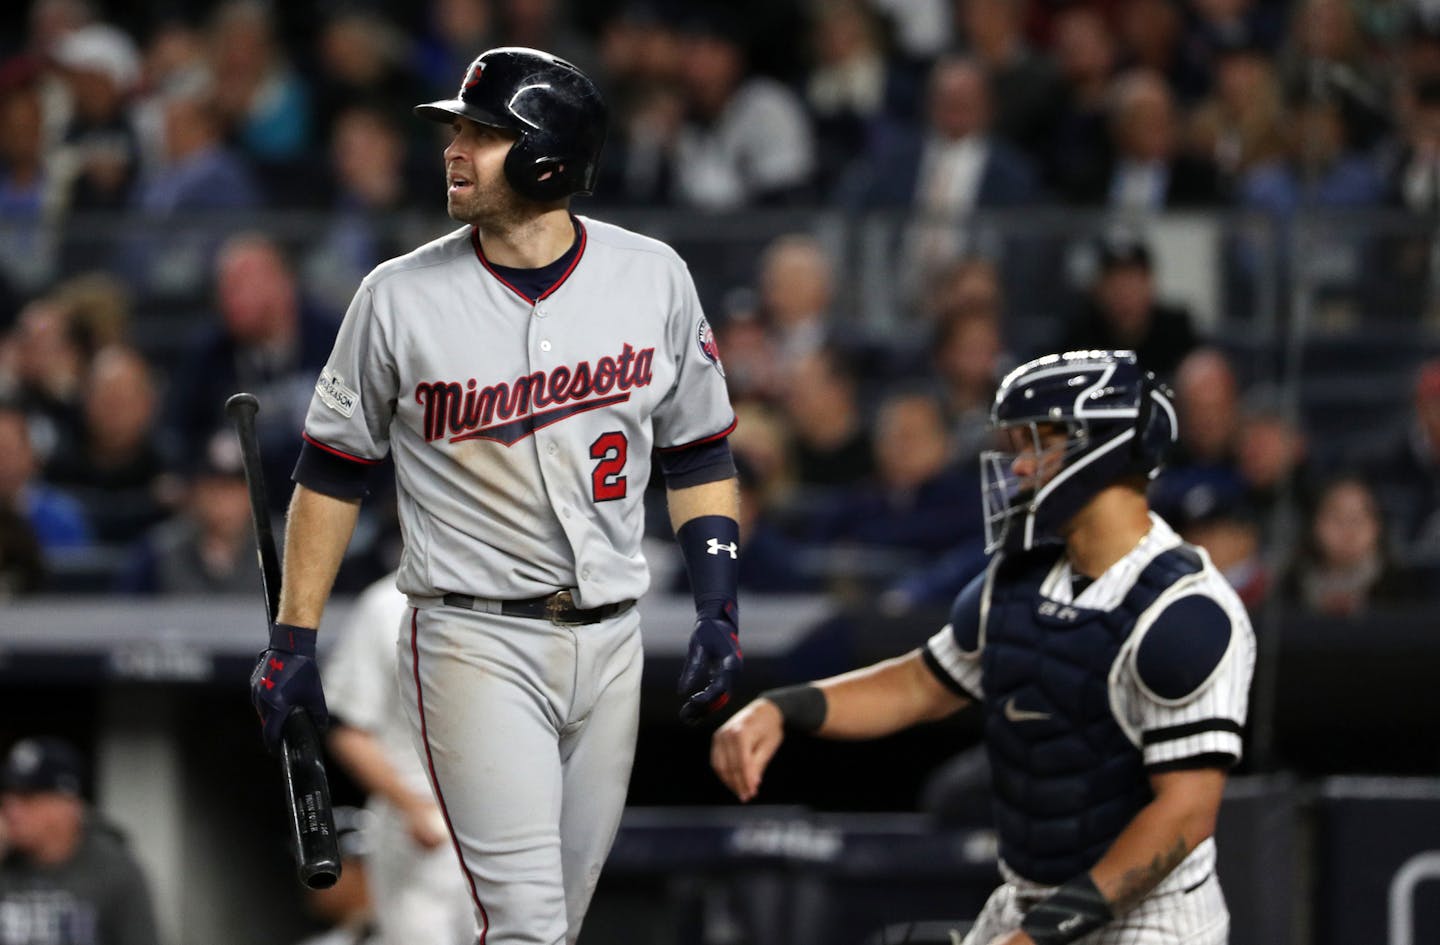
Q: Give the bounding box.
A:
[713,351,1256,945]
[324,573,473,945]
[247,48,743,945]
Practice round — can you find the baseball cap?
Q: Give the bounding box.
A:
[50,24,141,93]
[1095,230,1153,272]
[0,736,87,796]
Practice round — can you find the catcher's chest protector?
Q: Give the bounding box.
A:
[980,545,1203,884]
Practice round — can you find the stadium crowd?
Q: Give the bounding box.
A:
[1,0,1439,620]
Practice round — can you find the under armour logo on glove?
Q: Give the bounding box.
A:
[706,539,738,559]
[250,623,329,754]
[678,604,743,724]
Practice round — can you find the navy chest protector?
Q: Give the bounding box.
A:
[981,543,1202,884]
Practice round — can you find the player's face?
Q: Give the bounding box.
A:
[1005,422,1069,493]
[444,118,522,224]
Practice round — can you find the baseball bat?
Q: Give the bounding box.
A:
[225,392,341,890]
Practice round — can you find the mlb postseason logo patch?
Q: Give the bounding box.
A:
[696,317,724,377]
[316,368,359,417]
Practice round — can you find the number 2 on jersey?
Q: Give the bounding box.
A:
[590,432,628,502]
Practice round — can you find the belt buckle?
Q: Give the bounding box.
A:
[547,590,579,625]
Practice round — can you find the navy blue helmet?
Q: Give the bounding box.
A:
[980,350,1177,553]
[415,47,607,202]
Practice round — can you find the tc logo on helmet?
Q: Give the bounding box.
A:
[696,318,724,377]
[464,62,485,90]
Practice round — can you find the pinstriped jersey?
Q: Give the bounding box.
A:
[925,513,1256,892]
[301,216,735,606]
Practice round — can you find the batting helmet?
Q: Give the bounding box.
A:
[414,47,607,202]
[980,350,1177,553]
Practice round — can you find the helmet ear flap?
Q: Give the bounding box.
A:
[1132,371,1175,472]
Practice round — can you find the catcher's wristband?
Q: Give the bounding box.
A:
[761,684,827,734]
[270,623,318,658]
[1020,873,1113,945]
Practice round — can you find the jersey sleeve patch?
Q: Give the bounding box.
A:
[696,316,724,376]
[1135,594,1234,702]
[316,368,359,417]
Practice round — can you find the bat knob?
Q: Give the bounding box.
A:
[225,392,260,419]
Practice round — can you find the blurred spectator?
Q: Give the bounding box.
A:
[25,0,98,59]
[0,403,91,555]
[1115,0,1185,90]
[930,308,1003,464]
[1185,38,1288,195]
[312,11,428,147]
[1173,0,1285,103]
[839,54,1040,297]
[0,57,59,297]
[1174,491,1269,608]
[0,736,160,945]
[493,0,598,78]
[5,295,91,465]
[1278,473,1420,616]
[1363,358,1440,565]
[1240,86,1385,216]
[755,233,854,369]
[1150,346,1248,522]
[871,0,952,61]
[162,232,338,513]
[208,0,313,163]
[303,103,420,311]
[44,345,170,545]
[131,20,211,172]
[413,0,496,96]
[804,0,922,192]
[952,0,1063,158]
[292,807,378,945]
[1047,5,1121,202]
[124,71,261,301]
[1057,230,1202,379]
[728,401,797,512]
[1278,0,1390,152]
[1400,5,1440,87]
[779,347,876,490]
[1085,68,1222,209]
[667,9,817,209]
[116,427,261,595]
[0,502,44,598]
[1234,384,1312,553]
[810,389,982,565]
[47,23,143,215]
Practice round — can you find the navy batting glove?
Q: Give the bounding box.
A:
[250,623,328,754]
[677,603,742,724]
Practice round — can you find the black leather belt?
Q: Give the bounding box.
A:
[441,590,635,625]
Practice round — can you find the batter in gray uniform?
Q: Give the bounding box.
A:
[248,48,744,945]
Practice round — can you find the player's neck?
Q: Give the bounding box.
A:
[1063,486,1152,580]
[477,208,575,269]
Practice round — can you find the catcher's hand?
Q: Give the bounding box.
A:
[710,698,784,802]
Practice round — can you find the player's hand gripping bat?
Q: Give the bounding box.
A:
[225,392,341,890]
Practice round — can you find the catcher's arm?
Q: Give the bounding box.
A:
[711,649,967,802]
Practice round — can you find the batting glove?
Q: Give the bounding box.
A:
[678,603,743,724]
[250,623,329,754]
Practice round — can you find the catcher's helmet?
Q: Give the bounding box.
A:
[980,350,1177,553]
[415,47,607,202]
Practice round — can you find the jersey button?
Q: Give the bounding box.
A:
[540,339,552,352]
[581,567,592,580]
[561,507,571,518]
[547,443,558,455]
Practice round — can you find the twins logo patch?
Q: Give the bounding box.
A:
[316,368,358,418]
[697,317,724,377]
[464,61,485,90]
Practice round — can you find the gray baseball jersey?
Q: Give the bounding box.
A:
[302,216,735,607]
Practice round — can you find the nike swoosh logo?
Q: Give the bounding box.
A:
[1003,696,1052,723]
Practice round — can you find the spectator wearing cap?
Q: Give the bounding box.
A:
[1362,359,1440,567]
[0,401,92,561]
[1056,231,1202,379]
[0,735,161,945]
[47,23,143,215]
[113,427,261,595]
